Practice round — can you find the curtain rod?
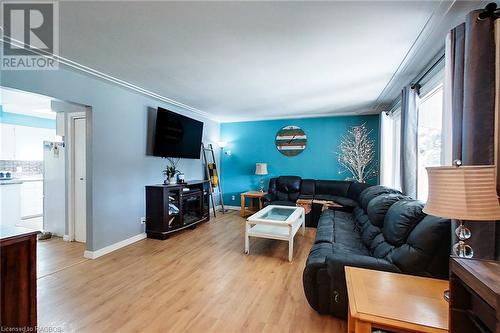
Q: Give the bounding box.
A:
[478,2,499,20]
[410,1,496,90]
[410,53,445,90]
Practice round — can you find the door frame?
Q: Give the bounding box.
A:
[66,111,86,242]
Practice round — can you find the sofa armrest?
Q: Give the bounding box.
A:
[326,253,400,274]
[262,193,274,203]
[320,253,400,319]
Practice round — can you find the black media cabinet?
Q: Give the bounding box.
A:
[145,180,210,239]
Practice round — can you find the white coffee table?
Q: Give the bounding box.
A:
[245,205,305,262]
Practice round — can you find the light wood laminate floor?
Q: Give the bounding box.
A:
[37,211,345,332]
[38,236,87,278]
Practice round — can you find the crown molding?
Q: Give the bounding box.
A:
[218,109,380,123]
[372,0,453,111]
[372,0,491,112]
[0,36,218,122]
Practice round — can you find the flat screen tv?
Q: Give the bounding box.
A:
[153,107,204,159]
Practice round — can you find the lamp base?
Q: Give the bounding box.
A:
[453,220,473,258]
[259,176,264,192]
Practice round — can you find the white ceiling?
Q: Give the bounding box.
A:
[55,1,483,122]
[1,88,55,119]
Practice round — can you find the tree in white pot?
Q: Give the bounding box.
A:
[337,123,378,183]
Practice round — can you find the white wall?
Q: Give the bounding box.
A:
[1,123,56,161]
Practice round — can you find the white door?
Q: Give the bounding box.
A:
[74,118,86,243]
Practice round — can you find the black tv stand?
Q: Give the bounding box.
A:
[145,180,210,239]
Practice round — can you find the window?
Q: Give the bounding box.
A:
[416,83,444,201]
[380,107,401,190]
[381,64,451,200]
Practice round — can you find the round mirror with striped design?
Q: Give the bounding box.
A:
[275,126,307,157]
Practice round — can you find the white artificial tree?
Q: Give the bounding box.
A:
[337,123,378,183]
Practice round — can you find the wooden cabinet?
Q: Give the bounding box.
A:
[145,180,210,239]
[449,257,499,333]
[0,227,38,331]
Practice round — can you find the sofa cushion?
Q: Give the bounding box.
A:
[332,242,370,256]
[347,182,372,201]
[367,194,407,227]
[315,210,369,255]
[330,211,368,253]
[359,186,402,212]
[272,176,301,202]
[370,233,395,258]
[276,176,301,192]
[383,200,426,246]
[315,210,335,243]
[354,212,370,228]
[388,215,451,275]
[334,227,368,254]
[315,180,351,197]
[300,179,316,196]
[360,222,382,248]
[352,206,364,220]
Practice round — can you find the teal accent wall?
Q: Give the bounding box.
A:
[0,107,56,129]
[220,115,380,206]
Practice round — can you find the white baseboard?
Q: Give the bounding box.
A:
[84,233,147,259]
[213,205,239,211]
[223,205,240,210]
[63,235,71,242]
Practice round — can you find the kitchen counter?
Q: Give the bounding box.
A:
[0,225,39,240]
[0,175,43,185]
[0,179,23,185]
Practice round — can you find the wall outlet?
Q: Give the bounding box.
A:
[231,195,235,201]
[140,217,146,224]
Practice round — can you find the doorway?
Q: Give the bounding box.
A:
[1,86,91,274]
[0,87,57,232]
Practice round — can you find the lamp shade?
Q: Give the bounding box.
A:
[423,165,500,220]
[217,141,228,148]
[255,163,268,175]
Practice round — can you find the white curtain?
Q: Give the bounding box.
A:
[380,112,392,186]
[400,86,419,199]
[442,33,454,167]
[380,109,401,190]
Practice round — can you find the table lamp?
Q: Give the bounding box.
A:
[423,162,500,258]
[255,163,268,192]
